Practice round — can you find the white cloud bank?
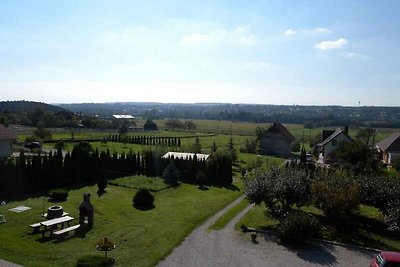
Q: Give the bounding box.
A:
[315,38,348,50]
[181,33,211,44]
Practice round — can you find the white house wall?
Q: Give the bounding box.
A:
[323,133,351,157]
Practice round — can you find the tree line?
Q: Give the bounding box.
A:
[0,142,232,199]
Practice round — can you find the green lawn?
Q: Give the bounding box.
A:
[108,175,169,191]
[0,180,242,266]
[209,198,250,231]
[236,203,400,251]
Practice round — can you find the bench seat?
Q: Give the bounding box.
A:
[53,224,80,236]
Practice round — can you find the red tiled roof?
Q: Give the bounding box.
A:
[0,123,16,140]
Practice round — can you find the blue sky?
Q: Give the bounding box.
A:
[1,0,399,105]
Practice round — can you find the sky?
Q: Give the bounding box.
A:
[0,0,399,106]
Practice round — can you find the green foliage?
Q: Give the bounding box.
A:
[278,211,321,245]
[311,173,360,220]
[335,140,380,173]
[49,189,69,202]
[393,157,400,172]
[133,188,155,208]
[163,163,179,187]
[33,124,52,140]
[291,141,301,153]
[143,119,158,131]
[300,147,307,165]
[192,136,202,153]
[241,138,257,153]
[244,167,311,217]
[165,119,184,130]
[54,140,65,150]
[76,255,114,267]
[195,170,208,187]
[97,176,107,192]
[184,120,197,131]
[119,125,128,135]
[356,127,376,146]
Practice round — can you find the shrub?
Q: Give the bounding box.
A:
[163,163,179,186]
[97,177,107,192]
[54,140,65,150]
[76,255,114,267]
[245,167,311,217]
[49,189,69,202]
[196,170,208,187]
[278,211,321,246]
[311,173,360,220]
[133,188,154,208]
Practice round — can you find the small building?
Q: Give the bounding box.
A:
[162,152,210,161]
[258,123,296,157]
[0,123,15,161]
[376,132,400,165]
[318,126,352,163]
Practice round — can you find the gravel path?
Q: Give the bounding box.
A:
[158,197,376,267]
[0,259,22,267]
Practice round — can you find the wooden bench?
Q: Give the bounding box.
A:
[30,223,42,233]
[53,224,80,240]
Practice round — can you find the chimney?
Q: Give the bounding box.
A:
[344,126,349,135]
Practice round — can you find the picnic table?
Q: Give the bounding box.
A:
[39,215,74,238]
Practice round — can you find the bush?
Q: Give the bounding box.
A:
[133,188,154,208]
[245,167,311,217]
[54,140,65,150]
[97,177,107,192]
[76,255,114,267]
[163,163,179,186]
[311,173,360,220]
[195,170,208,187]
[278,211,320,246]
[49,189,69,202]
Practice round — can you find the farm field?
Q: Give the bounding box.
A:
[0,177,243,266]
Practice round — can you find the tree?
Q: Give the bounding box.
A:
[311,173,360,221]
[300,147,307,165]
[163,162,179,186]
[119,125,128,135]
[192,136,202,153]
[165,119,184,130]
[143,119,158,131]
[245,167,310,217]
[211,141,217,153]
[228,136,237,162]
[184,120,197,131]
[356,127,376,146]
[34,123,52,140]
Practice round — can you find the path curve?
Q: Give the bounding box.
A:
[158,197,376,267]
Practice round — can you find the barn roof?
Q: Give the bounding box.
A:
[0,123,15,140]
[265,123,296,143]
[376,132,400,152]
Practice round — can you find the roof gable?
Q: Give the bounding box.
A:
[0,124,15,140]
[376,132,400,152]
[265,123,296,143]
[320,128,352,147]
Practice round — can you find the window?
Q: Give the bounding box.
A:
[332,139,337,146]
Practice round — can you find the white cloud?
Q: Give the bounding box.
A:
[284,29,296,36]
[314,38,348,50]
[181,33,211,44]
[314,27,331,34]
[180,26,257,46]
[345,52,369,59]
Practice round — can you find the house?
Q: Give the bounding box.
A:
[258,123,296,157]
[376,132,400,165]
[318,126,352,163]
[162,152,210,161]
[0,123,16,160]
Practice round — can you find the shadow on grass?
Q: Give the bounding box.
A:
[133,204,155,211]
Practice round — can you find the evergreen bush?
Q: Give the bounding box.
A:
[133,188,154,208]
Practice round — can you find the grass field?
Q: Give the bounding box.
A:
[0,179,243,267]
[108,175,169,191]
[209,198,250,231]
[236,204,400,251]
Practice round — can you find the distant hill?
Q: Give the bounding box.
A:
[0,101,76,127]
[0,100,64,113]
[59,102,400,128]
